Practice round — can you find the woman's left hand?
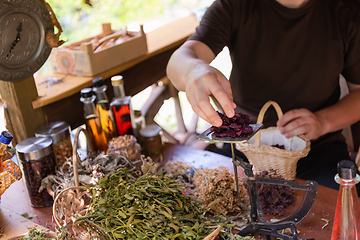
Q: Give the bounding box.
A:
[276,108,325,140]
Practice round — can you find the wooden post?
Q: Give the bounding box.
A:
[0,76,46,145]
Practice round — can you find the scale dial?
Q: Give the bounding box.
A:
[0,0,53,82]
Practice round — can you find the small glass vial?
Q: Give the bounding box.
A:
[35,121,73,169]
[139,124,163,162]
[16,137,56,208]
[92,77,116,141]
[0,131,13,173]
[133,110,146,141]
[331,160,360,239]
[110,75,135,136]
[80,88,108,152]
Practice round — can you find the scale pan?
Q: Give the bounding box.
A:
[197,124,263,143]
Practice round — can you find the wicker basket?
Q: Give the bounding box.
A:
[52,127,96,238]
[0,151,22,198]
[236,101,311,180]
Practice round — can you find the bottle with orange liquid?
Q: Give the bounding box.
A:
[110,75,135,136]
[0,131,13,173]
[80,88,108,152]
[92,77,116,141]
[331,160,360,240]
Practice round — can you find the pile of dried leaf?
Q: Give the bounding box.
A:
[39,152,142,198]
[76,165,218,239]
[193,167,249,215]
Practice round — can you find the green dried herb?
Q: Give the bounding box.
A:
[76,167,255,240]
[77,168,212,239]
[19,227,55,240]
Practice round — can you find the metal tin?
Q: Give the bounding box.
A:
[35,121,71,144]
[16,137,53,161]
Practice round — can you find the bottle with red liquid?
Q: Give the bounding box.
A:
[92,77,116,141]
[80,88,108,152]
[110,75,135,136]
[331,160,360,240]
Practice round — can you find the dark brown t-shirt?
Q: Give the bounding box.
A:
[189,0,360,151]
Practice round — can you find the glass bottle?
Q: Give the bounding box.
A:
[110,75,135,136]
[92,77,116,141]
[331,160,360,240]
[0,131,13,173]
[80,88,108,152]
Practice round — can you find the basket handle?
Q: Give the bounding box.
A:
[255,101,284,147]
[73,127,94,187]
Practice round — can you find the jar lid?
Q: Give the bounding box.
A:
[80,88,93,98]
[0,131,13,145]
[111,75,123,86]
[92,77,104,88]
[140,124,162,138]
[337,160,357,179]
[16,137,53,161]
[35,121,71,143]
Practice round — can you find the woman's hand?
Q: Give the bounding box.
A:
[277,108,325,140]
[184,61,236,127]
[167,40,236,127]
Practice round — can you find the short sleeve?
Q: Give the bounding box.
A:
[188,0,239,56]
[341,9,360,84]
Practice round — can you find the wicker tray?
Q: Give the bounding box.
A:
[236,101,311,180]
[52,128,93,233]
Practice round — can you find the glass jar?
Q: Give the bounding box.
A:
[108,135,141,162]
[16,137,56,208]
[139,124,163,162]
[133,110,146,141]
[35,121,73,169]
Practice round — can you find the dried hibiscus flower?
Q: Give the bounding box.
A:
[211,111,253,138]
[255,170,294,217]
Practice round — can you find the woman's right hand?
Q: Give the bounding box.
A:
[166,40,236,127]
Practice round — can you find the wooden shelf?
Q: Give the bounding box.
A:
[32,15,199,109]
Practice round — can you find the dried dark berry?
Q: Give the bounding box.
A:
[211,111,253,138]
[272,144,285,149]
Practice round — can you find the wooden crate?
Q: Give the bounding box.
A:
[49,23,148,77]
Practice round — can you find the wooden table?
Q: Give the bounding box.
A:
[0,144,338,239]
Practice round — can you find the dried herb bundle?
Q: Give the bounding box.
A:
[77,167,216,239]
[194,167,249,215]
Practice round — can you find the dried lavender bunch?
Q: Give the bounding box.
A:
[255,170,294,216]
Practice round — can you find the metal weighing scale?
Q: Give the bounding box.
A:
[198,124,317,240]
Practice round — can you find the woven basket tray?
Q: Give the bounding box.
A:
[0,151,22,198]
[52,127,96,238]
[236,101,311,180]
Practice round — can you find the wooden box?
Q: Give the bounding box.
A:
[49,23,148,77]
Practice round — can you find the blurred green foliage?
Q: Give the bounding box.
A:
[47,0,176,44]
